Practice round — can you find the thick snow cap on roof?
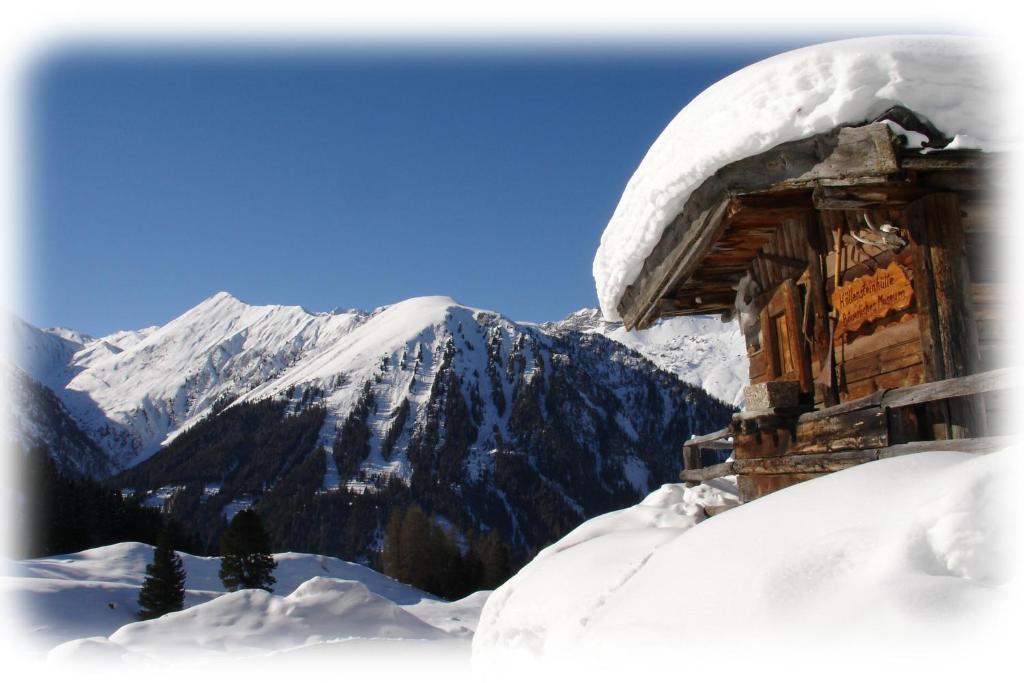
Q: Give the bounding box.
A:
[593,35,1004,322]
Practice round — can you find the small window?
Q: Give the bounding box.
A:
[760,279,810,390]
[771,311,793,377]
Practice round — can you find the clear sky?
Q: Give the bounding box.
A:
[26,37,853,336]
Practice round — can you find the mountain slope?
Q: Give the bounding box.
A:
[544,308,748,406]
[63,292,367,467]
[2,365,117,478]
[9,293,736,572]
[80,294,734,565]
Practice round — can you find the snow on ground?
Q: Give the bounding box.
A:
[49,578,451,662]
[472,479,739,660]
[594,36,1004,320]
[404,590,493,637]
[3,541,446,653]
[473,449,1019,678]
[6,452,1017,677]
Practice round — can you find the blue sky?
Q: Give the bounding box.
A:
[27,38,850,335]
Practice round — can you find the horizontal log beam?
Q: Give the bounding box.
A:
[685,426,733,446]
[881,367,1018,408]
[899,151,996,171]
[732,452,876,474]
[812,183,927,209]
[680,461,735,482]
[878,435,1015,458]
[755,252,808,270]
[679,435,1014,483]
[692,440,735,450]
[797,390,887,422]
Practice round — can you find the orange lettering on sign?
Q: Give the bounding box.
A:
[831,262,913,335]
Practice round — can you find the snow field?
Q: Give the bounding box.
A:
[473,449,1020,679]
[4,541,452,654]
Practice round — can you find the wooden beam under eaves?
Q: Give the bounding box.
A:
[618,122,901,330]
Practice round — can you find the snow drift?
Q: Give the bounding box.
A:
[48,578,450,661]
[4,542,437,650]
[473,449,1019,675]
[593,35,1004,321]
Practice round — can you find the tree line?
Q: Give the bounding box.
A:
[137,508,277,620]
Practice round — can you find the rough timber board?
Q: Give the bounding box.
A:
[619,123,899,329]
[738,473,822,502]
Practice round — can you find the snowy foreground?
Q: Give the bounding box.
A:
[474,449,1020,679]
[2,541,488,667]
[4,449,1018,679]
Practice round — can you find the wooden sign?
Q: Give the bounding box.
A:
[832,262,913,334]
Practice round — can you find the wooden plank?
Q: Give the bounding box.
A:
[792,124,899,183]
[680,461,736,482]
[780,279,812,393]
[907,195,953,439]
[905,194,986,437]
[841,339,922,385]
[899,151,995,171]
[684,426,733,447]
[878,435,1015,457]
[682,446,702,483]
[804,213,837,407]
[681,435,1013,485]
[738,473,823,501]
[839,315,919,362]
[732,451,877,474]
[960,200,997,235]
[748,349,768,382]
[882,367,1018,408]
[693,440,735,450]
[797,389,886,422]
[841,364,926,402]
[971,282,1004,307]
[920,195,981,380]
[760,304,778,379]
[733,406,808,422]
[757,252,808,270]
[622,197,732,330]
[793,407,888,454]
[812,183,926,209]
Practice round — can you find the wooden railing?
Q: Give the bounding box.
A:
[681,367,1018,484]
[682,427,734,478]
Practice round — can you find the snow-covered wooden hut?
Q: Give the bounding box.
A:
[593,36,1012,502]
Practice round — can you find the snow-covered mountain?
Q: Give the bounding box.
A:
[8,293,741,477]
[2,365,117,479]
[543,308,747,406]
[6,293,737,560]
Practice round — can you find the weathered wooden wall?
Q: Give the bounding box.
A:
[960,198,1008,434]
[820,208,925,406]
[746,206,929,408]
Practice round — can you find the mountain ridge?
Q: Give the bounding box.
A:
[7,291,740,572]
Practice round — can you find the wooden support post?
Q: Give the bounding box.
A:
[682,445,701,487]
[905,193,986,439]
[804,212,838,407]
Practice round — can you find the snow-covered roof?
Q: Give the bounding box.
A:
[593,35,1004,322]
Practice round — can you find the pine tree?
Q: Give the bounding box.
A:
[477,529,511,589]
[381,504,467,599]
[219,509,277,592]
[137,528,187,620]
